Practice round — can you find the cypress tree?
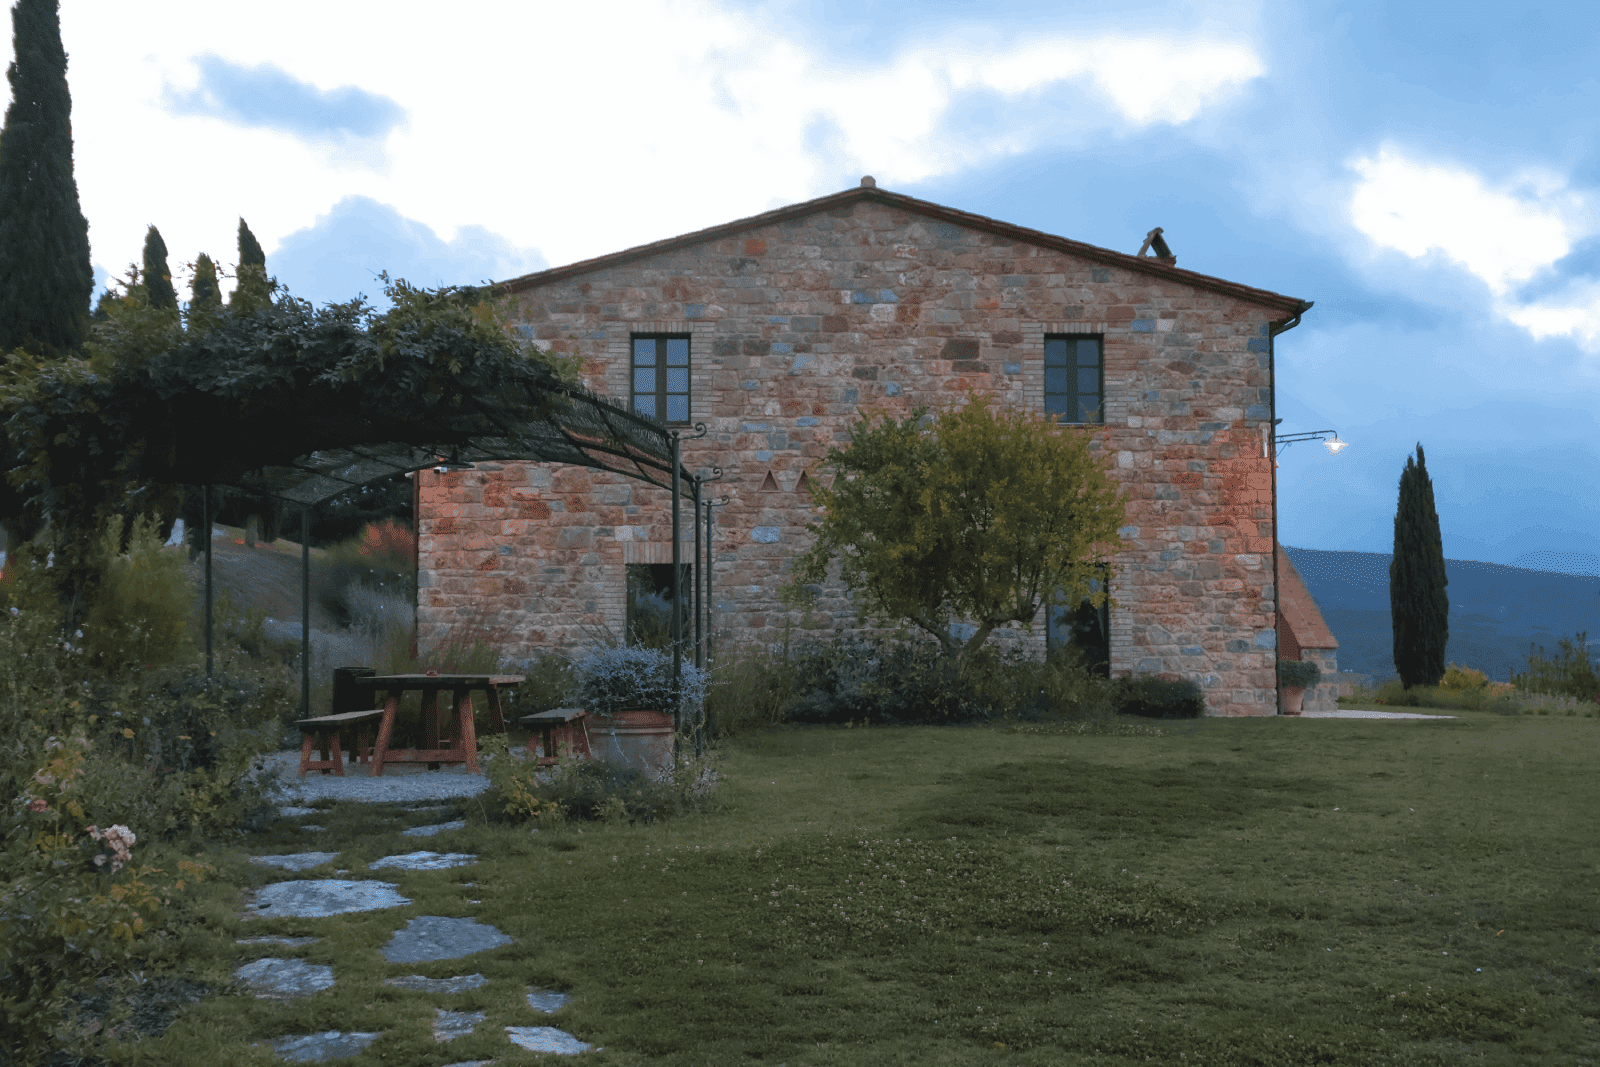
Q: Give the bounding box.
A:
[1390,443,1449,688]
[0,0,92,355]
[190,252,220,309]
[231,216,271,311]
[238,216,264,271]
[142,224,176,309]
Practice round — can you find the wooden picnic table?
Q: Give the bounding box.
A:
[352,673,523,776]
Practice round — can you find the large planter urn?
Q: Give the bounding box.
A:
[1276,657,1322,716]
[594,709,675,779]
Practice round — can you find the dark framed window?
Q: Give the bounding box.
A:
[631,335,690,424]
[626,563,692,649]
[1045,334,1103,424]
[1047,564,1111,678]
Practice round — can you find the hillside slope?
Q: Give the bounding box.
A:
[1284,545,1600,682]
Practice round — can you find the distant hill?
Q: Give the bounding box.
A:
[1283,546,1600,682]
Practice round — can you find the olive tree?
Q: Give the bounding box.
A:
[788,395,1128,662]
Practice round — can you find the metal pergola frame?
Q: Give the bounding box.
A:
[194,376,716,755]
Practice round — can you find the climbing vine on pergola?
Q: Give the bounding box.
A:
[1,281,717,734]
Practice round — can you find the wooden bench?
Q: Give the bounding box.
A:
[295,709,386,777]
[519,708,592,767]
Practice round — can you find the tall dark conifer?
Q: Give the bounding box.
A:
[190,252,220,309]
[142,224,176,309]
[0,0,91,355]
[1390,443,1449,688]
[231,216,271,311]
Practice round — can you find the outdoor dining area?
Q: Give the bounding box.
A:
[293,667,595,778]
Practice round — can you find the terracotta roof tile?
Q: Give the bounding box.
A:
[1277,543,1338,651]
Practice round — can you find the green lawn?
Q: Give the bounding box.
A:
[124,711,1597,1066]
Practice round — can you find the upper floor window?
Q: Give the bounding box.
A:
[1045,334,1103,424]
[632,335,691,424]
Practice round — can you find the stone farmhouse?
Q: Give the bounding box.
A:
[415,178,1341,716]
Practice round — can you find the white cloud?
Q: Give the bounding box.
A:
[41,0,1262,298]
[1347,146,1600,350]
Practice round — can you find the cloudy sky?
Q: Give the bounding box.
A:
[35,0,1600,574]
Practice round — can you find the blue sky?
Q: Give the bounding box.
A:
[36,0,1600,574]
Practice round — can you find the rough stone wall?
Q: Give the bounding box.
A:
[1299,648,1342,712]
[417,198,1289,715]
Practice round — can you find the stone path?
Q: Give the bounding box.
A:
[234,804,594,1062]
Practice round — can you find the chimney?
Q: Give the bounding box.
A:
[1136,227,1177,266]
[860,175,876,188]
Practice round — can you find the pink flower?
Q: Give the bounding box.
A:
[25,798,47,814]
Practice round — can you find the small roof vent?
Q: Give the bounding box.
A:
[860,175,876,188]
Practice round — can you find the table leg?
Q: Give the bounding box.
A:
[424,689,441,770]
[372,695,399,777]
[485,685,508,733]
[459,691,480,774]
[299,731,316,777]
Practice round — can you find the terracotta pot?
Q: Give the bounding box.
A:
[1280,686,1305,715]
[594,708,675,778]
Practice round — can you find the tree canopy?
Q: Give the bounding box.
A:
[0,0,92,356]
[789,396,1128,661]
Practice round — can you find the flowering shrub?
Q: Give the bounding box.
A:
[1438,663,1490,691]
[2,734,214,1062]
[357,518,415,569]
[576,645,709,718]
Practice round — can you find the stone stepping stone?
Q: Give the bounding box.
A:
[526,987,571,1013]
[506,1026,591,1054]
[235,958,335,1000]
[382,916,511,963]
[403,820,467,837]
[383,973,487,994]
[251,852,340,872]
[237,935,320,948]
[279,805,319,818]
[433,1008,486,1042]
[247,879,409,919]
[370,851,476,871]
[262,1030,380,1062]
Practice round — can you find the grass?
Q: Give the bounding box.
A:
[101,707,1598,1066]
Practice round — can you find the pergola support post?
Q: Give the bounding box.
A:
[203,485,213,678]
[670,430,682,768]
[301,508,312,717]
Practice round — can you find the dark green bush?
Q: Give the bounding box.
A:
[85,665,289,839]
[781,634,1116,726]
[704,646,801,738]
[787,634,987,725]
[478,735,720,826]
[504,652,578,716]
[1110,674,1206,719]
[1511,630,1600,706]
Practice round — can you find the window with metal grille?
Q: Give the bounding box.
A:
[631,335,690,424]
[1044,334,1103,424]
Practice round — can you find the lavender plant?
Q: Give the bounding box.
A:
[575,645,708,718]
